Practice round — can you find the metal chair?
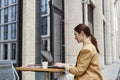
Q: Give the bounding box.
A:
[0,60,19,80]
[116,68,120,80]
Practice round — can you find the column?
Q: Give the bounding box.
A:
[94,0,105,67]
[22,0,36,80]
[115,0,120,59]
[104,0,112,64]
[110,0,117,62]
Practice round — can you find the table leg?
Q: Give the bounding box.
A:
[45,72,50,80]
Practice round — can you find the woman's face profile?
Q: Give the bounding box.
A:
[74,31,83,43]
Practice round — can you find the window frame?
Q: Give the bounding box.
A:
[0,26,2,41]
[4,25,8,40]
[41,0,49,15]
[4,8,9,23]
[3,44,8,59]
[4,0,9,6]
[11,0,16,4]
[41,39,50,51]
[0,0,1,8]
[41,16,50,37]
[11,43,16,60]
[11,5,17,21]
[11,23,16,39]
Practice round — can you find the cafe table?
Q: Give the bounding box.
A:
[16,66,65,80]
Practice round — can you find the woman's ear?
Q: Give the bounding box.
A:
[81,31,85,37]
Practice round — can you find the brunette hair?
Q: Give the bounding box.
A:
[74,24,99,53]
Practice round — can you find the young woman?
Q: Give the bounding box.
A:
[55,24,103,80]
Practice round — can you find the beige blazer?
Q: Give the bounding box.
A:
[69,41,103,80]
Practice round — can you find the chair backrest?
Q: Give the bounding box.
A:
[0,60,19,80]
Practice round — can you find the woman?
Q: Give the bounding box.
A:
[55,24,103,80]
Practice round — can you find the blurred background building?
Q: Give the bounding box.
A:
[0,0,18,64]
[0,0,120,80]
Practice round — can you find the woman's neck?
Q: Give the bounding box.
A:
[83,37,91,45]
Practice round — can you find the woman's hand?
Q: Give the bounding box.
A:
[54,63,66,67]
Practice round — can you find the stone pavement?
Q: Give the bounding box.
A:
[101,60,120,80]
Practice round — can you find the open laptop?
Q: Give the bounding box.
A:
[41,51,64,69]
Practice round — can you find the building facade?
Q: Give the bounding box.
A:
[0,0,120,80]
[0,0,19,65]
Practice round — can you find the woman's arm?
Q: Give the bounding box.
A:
[69,49,93,76]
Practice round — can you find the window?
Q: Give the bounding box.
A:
[11,43,16,60]
[4,25,8,40]
[0,44,2,59]
[41,16,47,35]
[0,10,1,24]
[11,23,16,39]
[102,0,104,14]
[0,26,1,41]
[41,39,48,51]
[88,4,94,34]
[4,8,8,23]
[11,0,16,3]
[4,44,8,59]
[0,0,1,8]
[11,5,16,21]
[41,0,48,15]
[4,0,9,6]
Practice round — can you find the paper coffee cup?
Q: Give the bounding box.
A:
[42,61,48,69]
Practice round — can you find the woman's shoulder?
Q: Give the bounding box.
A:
[79,49,93,58]
[82,43,94,51]
[81,44,96,55]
